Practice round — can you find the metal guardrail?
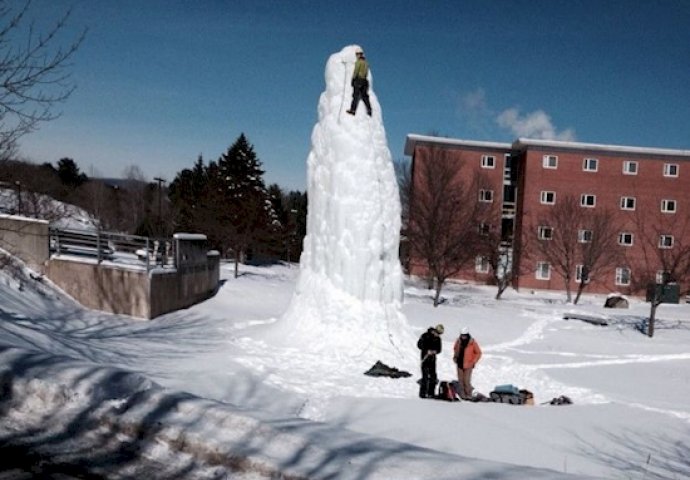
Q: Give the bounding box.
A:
[49,227,174,270]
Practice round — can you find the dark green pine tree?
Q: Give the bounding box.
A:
[168,155,207,232]
[213,133,278,277]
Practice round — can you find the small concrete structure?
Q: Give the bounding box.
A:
[45,250,219,319]
[0,217,219,319]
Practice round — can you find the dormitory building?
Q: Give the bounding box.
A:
[404,134,690,297]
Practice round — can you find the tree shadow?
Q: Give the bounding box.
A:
[573,427,690,480]
[0,347,587,480]
[610,314,690,335]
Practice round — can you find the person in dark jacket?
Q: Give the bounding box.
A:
[346,47,372,117]
[417,324,444,398]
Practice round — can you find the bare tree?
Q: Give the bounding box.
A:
[573,207,623,304]
[0,1,86,161]
[476,208,530,300]
[529,194,622,303]
[120,165,149,233]
[529,195,581,302]
[405,148,491,306]
[629,210,690,337]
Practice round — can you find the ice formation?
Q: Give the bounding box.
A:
[278,45,413,365]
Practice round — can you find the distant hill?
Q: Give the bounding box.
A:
[0,187,98,230]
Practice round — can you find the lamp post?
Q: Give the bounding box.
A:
[153,176,166,234]
[14,181,21,215]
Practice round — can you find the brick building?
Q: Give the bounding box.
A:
[404,134,690,297]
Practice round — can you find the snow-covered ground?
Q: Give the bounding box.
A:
[1,260,689,479]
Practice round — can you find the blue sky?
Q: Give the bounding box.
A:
[19,0,690,191]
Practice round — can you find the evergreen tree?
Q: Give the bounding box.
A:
[210,133,278,277]
[169,155,207,232]
[56,158,88,188]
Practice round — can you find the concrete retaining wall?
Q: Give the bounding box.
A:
[149,252,220,318]
[0,215,49,272]
[2,219,220,319]
[45,259,151,318]
[46,253,220,319]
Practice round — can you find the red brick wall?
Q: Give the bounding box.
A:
[408,143,509,284]
[515,146,689,295]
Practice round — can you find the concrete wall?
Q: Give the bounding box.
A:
[149,252,220,318]
[46,259,151,318]
[0,215,49,272]
[46,253,220,319]
[2,220,220,319]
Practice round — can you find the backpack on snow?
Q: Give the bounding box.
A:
[438,381,460,401]
[489,385,533,405]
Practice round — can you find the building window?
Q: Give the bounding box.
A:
[481,155,496,169]
[543,155,558,169]
[536,261,551,280]
[623,161,638,175]
[620,196,636,210]
[659,235,674,249]
[540,191,556,205]
[663,163,678,177]
[615,267,631,286]
[618,232,634,246]
[478,223,490,236]
[580,194,596,208]
[578,229,593,243]
[479,189,494,203]
[576,264,590,284]
[475,256,490,273]
[661,199,677,213]
[583,158,598,172]
[656,271,673,283]
[537,226,553,240]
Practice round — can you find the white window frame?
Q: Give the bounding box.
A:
[615,267,631,286]
[655,271,665,284]
[543,155,558,169]
[477,223,490,236]
[481,155,496,169]
[583,158,598,172]
[578,229,593,243]
[659,235,674,249]
[618,232,634,246]
[475,256,490,274]
[663,163,678,177]
[620,196,636,211]
[580,194,596,208]
[540,191,556,205]
[656,270,672,284]
[536,261,551,280]
[575,264,590,284]
[479,189,494,203]
[661,199,677,213]
[623,161,638,175]
[537,225,553,240]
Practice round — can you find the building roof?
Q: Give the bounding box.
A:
[404,133,690,159]
[512,138,690,159]
[404,134,512,156]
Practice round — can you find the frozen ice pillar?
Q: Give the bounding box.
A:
[280,45,412,364]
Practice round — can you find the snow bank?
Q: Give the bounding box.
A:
[0,346,596,479]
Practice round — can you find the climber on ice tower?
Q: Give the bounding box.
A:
[346,47,372,117]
